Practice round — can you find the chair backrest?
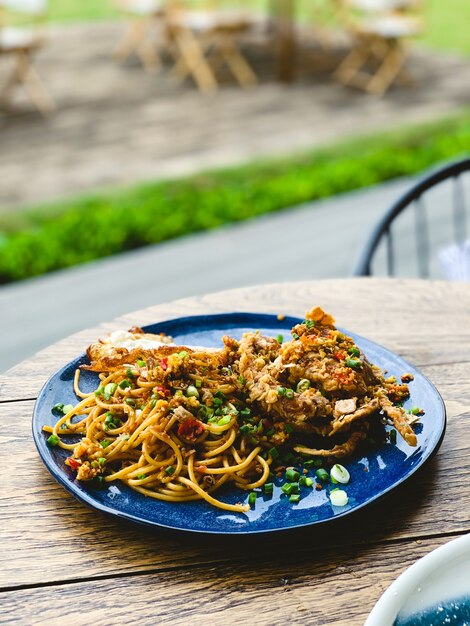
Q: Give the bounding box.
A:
[354,158,470,279]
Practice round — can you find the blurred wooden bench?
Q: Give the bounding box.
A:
[334,0,423,96]
[165,3,259,92]
[0,0,55,114]
[113,0,166,73]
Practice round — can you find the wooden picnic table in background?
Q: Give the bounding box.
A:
[1,278,469,625]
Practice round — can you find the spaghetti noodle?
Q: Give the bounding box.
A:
[43,307,419,512]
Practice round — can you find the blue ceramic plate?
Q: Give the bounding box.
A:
[32,312,446,535]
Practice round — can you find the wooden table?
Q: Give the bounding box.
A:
[1,278,469,625]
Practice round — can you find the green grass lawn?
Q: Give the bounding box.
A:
[42,0,470,57]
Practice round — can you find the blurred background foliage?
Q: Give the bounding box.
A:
[1,112,468,283]
[41,0,470,57]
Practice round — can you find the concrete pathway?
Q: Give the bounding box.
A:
[0,177,413,372]
[1,21,470,212]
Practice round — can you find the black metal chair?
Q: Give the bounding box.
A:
[354,157,470,278]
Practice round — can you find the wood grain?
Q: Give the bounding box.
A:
[1,278,470,625]
[1,356,468,589]
[0,535,458,626]
[2,279,470,401]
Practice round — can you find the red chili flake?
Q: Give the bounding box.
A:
[333,351,346,361]
[177,417,206,443]
[66,457,82,471]
[156,386,170,397]
[160,357,168,371]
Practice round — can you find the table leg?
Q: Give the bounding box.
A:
[274,0,296,83]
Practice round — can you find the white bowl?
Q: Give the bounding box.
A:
[365,533,470,625]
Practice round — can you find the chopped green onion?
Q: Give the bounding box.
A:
[195,379,202,388]
[284,423,294,434]
[330,464,350,485]
[137,474,147,480]
[239,424,253,435]
[214,390,226,400]
[315,468,329,482]
[149,399,156,409]
[186,385,199,398]
[304,320,316,328]
[277,386,286,396]
[103,383,117,399]
[100,439,111,448]
[238,375,245,385]
[299,476,307,486]
[119,379,131,389]
[389,429,397,444]
[330,489,349,507]
[285,389,295,399]
[165,466,175,475]
[345,358,361,370]
[281,482,299,495]
[303,459,323,468]
[277,334,284,344]
[248,492,257,507]
[178,351,188,359]
[104,413,120,430]
[305,477,314,487]
[266,427,275,437]
[212,397,223,407]
[281,483,293,495]
[269,447,280,461]
[62,404,74,415]
[217,415,231,426]
[52,403,64,413]
[263,483,274,496]
[137,359,146,367]
[97,457,106,466]
[296,379,311,392]
[125,398,136,407]
[240,408,251,419]
[47,434,59,447]
[289,494,301,504]
[348,347,361,357]
[286,468,300,482]
[94,386,103,397]
[411,406,421,415]
[292,333,299,340]
[126,367,136,378]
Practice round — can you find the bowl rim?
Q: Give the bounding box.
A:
[365,532,470,625]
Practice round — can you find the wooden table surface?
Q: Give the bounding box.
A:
[1,278,469,626]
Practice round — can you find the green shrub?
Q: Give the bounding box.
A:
[1,114,469,284]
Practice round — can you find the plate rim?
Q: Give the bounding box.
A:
[32,311,447,535]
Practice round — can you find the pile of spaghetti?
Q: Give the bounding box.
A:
[43,307,418,513]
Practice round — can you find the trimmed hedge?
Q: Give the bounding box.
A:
[1,114,469,284]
